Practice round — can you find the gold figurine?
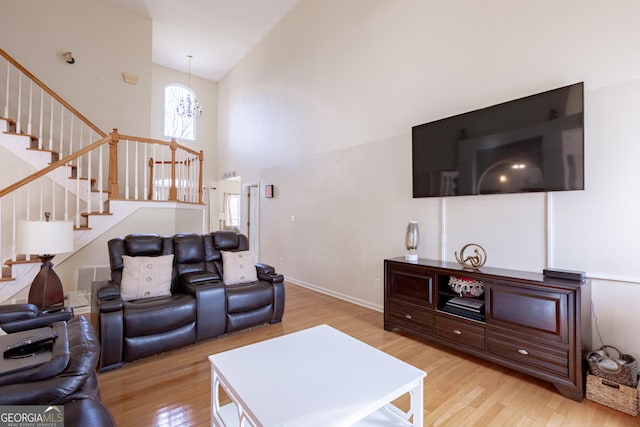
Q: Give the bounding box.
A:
[455,243,487,270]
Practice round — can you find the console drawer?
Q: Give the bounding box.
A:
[435,314,485,351]
[387,300,434,335]
[487,330,569,378]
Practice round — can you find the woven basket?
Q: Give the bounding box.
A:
[586,374,639,416]
[587,345,638,388]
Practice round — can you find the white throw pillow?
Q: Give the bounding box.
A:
[120,254,174,301]
[221,251,257,285]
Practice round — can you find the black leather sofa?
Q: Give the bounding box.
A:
[92,231,285,372]
[0,316,116,427]
[0,303,74,333]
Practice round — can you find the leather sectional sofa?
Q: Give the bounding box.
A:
[91,231,285,372]
[0,315,116,427]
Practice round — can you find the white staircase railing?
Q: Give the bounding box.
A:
[1,48,107,159]
[0,48,204,297]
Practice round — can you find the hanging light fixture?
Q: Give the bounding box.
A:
[176,55,203,118]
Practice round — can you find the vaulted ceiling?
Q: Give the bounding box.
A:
[100,0,302,81]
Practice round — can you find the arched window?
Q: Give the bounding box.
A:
[164,84,198,141]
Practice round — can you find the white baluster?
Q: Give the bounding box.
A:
[16,72,22,133]
[192,156,197,202]
[144,143,148,200]
[125,139,130,199]
[87,147,92,216]
[64,162,69,221]
[3,61,9,118]
[74,158,80,227]
[134,141,139,200]
[76,154,81,227]
[26,183,30,221]
[48,97,54,150]
[27,80,33,135]
[152,143,157,199]
[51,170,56,219]
[161,144,166,200]
[11,193,16,261]
[38,88,44,149]
[68,115,73,157]
[39,178,44,220]
[98,142,104,214]
[59,107,64,157]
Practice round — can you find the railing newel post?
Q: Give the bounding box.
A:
[108,129,120,198]
[169,139,178,201]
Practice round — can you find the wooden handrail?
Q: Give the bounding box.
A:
[0,134,110,198]
[118,133,201,157]
[0,48,106,138]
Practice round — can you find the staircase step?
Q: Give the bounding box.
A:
[26,147,60,162]
[5,257,41,266]
[74,226,92,231]
[1,265,13,280]
[69,176,96,186]
[68,164,77,178]
[0,116,16,132]
[3,131,37,142]
[81,211,112,217]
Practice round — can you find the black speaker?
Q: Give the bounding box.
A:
[543,268,586,282]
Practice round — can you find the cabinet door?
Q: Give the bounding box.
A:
[386,262,434,307]
[486,283,569,345]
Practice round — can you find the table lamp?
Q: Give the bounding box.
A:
[17,213,74,310]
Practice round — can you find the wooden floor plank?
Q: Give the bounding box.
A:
[97,283,639,426]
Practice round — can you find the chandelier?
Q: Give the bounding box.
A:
[176,55,203,118]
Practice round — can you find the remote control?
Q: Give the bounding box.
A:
[3,332,58,359]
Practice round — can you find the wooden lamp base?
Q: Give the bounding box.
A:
[28,255,65,310]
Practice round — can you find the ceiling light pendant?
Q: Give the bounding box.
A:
[176,55,203,118]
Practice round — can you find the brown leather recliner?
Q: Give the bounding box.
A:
[0,317,116,427]
[92,231,285,372]
[0,304,73,333]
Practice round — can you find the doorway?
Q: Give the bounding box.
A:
[245,184,260,260]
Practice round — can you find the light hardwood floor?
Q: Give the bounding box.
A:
[97,283,638,426]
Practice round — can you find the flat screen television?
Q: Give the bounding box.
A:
[412,82,584,198]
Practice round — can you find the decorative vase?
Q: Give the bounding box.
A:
[405,221,419,262]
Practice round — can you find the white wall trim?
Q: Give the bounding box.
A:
[285,276,383,313]
[587,273,640,285]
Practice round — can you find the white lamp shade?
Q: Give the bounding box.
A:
[17,220,74,255]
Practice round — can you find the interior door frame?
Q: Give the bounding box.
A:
[242,182,260,260]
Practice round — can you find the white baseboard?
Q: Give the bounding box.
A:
[285,276,383,313]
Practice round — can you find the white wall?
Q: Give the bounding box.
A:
[218,0,640,356]
[0,0,152,136]
[150,63,218,184]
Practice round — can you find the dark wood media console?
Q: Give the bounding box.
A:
[384,257,591,401]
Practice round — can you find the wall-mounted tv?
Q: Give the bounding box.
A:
[412,82,584,198]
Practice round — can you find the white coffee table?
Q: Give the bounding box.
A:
[209,324,426,427]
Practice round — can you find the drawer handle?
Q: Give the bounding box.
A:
[404,314,413,319]
[453,329,462,335]
[518,349,529,355]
